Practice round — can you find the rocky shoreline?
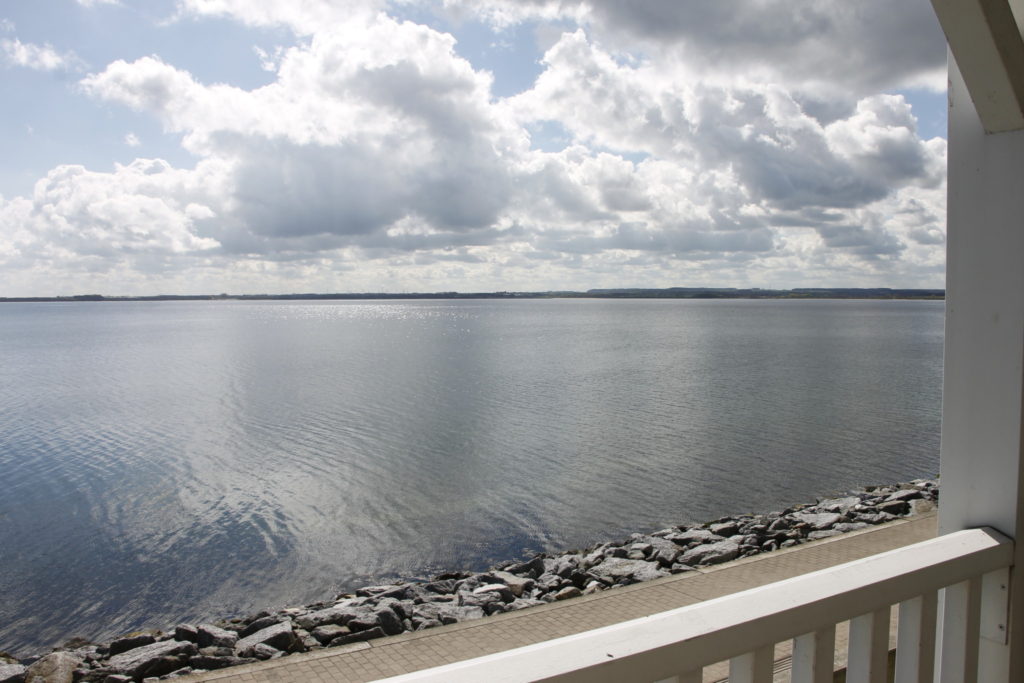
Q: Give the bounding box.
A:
[0,479,938,683]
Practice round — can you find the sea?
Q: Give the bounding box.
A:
[0,298,944,655]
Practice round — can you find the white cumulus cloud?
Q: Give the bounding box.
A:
[2,38,82,72]
[0,0,949,294]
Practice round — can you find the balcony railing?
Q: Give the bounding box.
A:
[377,528,1013,683]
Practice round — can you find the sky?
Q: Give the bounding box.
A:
[0,0,950,296]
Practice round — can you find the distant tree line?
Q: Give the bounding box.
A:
[0,287,944,303]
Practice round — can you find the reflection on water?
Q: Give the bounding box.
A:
[0,299,943,655]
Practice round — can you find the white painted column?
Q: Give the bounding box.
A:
[938,51,1024,680]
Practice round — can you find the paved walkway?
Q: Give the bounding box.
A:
[181,513,937,683]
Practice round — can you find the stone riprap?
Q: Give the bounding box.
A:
[5,479,937,682]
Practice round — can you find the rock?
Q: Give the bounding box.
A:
[793,512,842,530]
[458,591,506,615]
[414,619,442,631]
[665,528,723,546]
[508,597,546,610]
[807,530,843,540]
[311,625,349,645]
[238,617,280,639]
[629,543,653,557]
[534,573,562,592]
[832,522,869,533]
[0,663,25,683]
[188,656,255,671]
[473,584,514,602]
[423,579,458,595]
[294,605,368,631]
[504,557,545,578]
[347,615,381,632]
[172,625,198,644]
[553,587,582,601]
[816,496,861,512]
[234,623,297,656]
[886,489,923,502]
[108,634,156,657]
[249,644,282,661]
[679,540,740,566]
[105,641,196,680]
[374,608,404,636]
[488,571,534,597]
[589,558,669,583]
[328,627,386,647]
[438,606,485,625]
[356,584,407,599]
[101,676,131,683]
[709,522,738,537]
[878,500,910,515]
[197,624,238,649]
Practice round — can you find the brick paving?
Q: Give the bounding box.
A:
[179,513,937,683]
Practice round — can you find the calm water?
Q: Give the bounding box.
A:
[0,299,943,655]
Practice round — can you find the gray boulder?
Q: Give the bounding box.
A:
[188,656,255,671]
[311,624,349,644]
[665,528,724,546]
[488,571,534,597]
[374,608,404,636]
[249,644,282,661]
[553,586,582,601]
[808,530,843,540]
[196,624,238,649]
[172,625,198,643]
[104,641,196,680]
[234,622,297,656]
[589,558,668,583]
[886,489,923,502]
[679,540,740,566]
[438,606,485,625]
[0,663,25,683]
[817,496,861,512]
[108,634,156,657]
[328,627,385,647]
[238,617,280,639]
[505,557,545,578]
[473,584,515,602]
[709,522,738,537]
[294,604,371,631]
[878,500,910,515]
[794,512,842,530]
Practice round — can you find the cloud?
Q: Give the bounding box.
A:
[1,0,948,294]
[446,0,946,95]
[173,0,383,35]
[2,38,83,72]
[124,132,141,147]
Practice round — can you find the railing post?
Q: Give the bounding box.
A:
[937,577,982,683]
[847,609,890,683]
[729,645,772,683]
[894,592,937,683]
[792,626,835,683]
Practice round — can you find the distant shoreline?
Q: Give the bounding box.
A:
[0,287,945,303]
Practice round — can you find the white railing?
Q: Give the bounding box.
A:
[376,528,1013,683]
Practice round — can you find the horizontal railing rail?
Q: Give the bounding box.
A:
[375,528,1013,683]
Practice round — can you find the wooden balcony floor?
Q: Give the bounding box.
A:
[179,513,938,683]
